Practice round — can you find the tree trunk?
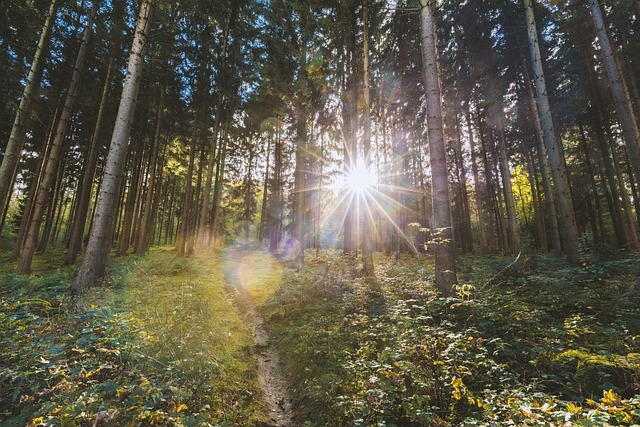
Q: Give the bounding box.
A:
[38,150,67,252]
[177,124,198,257]
[465,106,488,253]
[18,0,98,274]
[495,107,520,254]
[588,0,640,185]
[210,122,229,245]
[0,0,58,221]
[257,134,271,243]
[135,86,164,254]
[419,0,457,294]
[73,0,153,289]
[524,0,580,263]
[65,49,116,264]
[522,61,561,253]
[361,0,374,279]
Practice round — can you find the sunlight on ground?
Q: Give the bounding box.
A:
[222,248,283,306]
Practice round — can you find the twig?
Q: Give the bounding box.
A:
[477,251,522,293]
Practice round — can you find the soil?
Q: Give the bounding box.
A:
[225,249,295,427]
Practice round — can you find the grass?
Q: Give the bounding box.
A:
[3,244,640,426]
[0,246,269,426]
[263,250,640,426]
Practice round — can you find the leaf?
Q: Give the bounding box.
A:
[601,389,621,406]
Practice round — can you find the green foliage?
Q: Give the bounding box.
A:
[265,252,640,426]
[0,249,266,426]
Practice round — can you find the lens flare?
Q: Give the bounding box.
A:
[345,158,376,194]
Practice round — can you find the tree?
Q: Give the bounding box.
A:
[418,0,457,295]
[17,0,99,274]
[73,0,154,290]
[587,0,640,186]
[0,0,58,228]
[524,0,580,263]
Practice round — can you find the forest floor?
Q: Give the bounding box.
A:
[1,240,640,426]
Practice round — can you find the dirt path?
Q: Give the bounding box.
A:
[224,249,295,427]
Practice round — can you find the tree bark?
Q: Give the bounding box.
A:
[522,61,561,253]
[73,0,153,289]
[135,86,164,254]
[257,134,271,243]
[0,0,58,221]
[361,0,374,279]
[419,0,457,295]
[524,0,580,263]
[588,0,640,185]
[465,106,488,253]
[65,49,116,264]
[18,0,98,274]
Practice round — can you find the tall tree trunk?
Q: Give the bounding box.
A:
[177,124,198,257]
[522,61,561,253]
[257,134,271,243]
[65,49,116,264]
[210,122,229,245]
[135,86,164,254]
[525,142,548,252]
[524,0,580,263]
[495,108,520,254]
[477,110,498,253]
[38,150,67,252]
[270,126,283,252]
[419,0,457,294]
[73,0,153,289]
[18,0,98,274]
[11,103,59,258]
[579,124,605,244]
[465,106,488,253]
[588,0,640,184]
[361,0,374,279]
[0,0,58,222]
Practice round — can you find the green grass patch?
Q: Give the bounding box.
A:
[0,247,267,426]
[265,250,640,426]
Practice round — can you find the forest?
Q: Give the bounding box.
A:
[1,0,640,425]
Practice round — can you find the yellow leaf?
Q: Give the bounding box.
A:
[602,389,621,406]
[566,402,582,414]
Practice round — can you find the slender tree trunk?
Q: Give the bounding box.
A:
[18,0,98,274]
[465,106,488,253]
[73,0,153,289]
[0,0,58,220]
[361,0,374,278]
[453,118,473,253]
[606,128,640,250]
[177,124,198,256]
[419,0,457,294]
[524,0,580,263]
[210,122,229,245]
[525,143,548,252]
[38,150,67,252]
[270,126,282,252]
[257,134,271,242]
[495,110,520,254]
[522,61,561,253]
[579,124,605,243]
[11,103,59,258]
[588,0,640,184]
[135,86,164,254]
[477,110,498,252]
[65,50,116,264]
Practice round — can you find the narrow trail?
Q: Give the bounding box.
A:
[223,249,295,427]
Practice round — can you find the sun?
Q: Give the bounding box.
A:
[345,158,377,194]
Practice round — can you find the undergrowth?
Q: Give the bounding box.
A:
[0,248,266,426]
[264,251,640,426]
